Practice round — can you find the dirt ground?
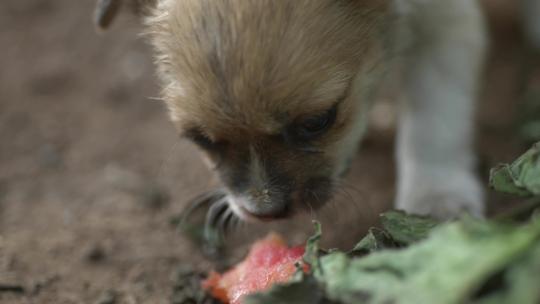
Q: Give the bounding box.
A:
[0,1,536,303]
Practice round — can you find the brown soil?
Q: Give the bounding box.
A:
[0,1,536,303]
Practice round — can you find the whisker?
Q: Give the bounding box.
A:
[333,181,376,223]
[200,193,246,242]
[326,185,357,220]
[337,180,368,198]
[334,185,361,211]
[219,207,235,234]
[180,188,227,224]
[207,198,229,226]
[147,96,166,102]
[323,192,340,221]
[342,187,367,216]
[323,197,340,223]
[203,197,229,243]
[342,183,376,220]
[229,214,241,233]
[304,192,317,221]
[154,140,181,181]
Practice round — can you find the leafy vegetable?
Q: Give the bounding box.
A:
[303,221,322,271]
[471,242,540,304]
[350,211,438,255]
[490,143,540,196]
[198,145,540,304]
[379,210,439,244]
[350,228,397,255]
[318,219,540,304]
[241,217,540,304]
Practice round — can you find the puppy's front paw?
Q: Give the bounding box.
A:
[396,172,485,220]
[398,192,484,220]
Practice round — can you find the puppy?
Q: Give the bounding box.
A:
[94,0,540,221]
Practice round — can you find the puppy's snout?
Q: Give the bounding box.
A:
[243,187,290,218]
[249,188,271,204]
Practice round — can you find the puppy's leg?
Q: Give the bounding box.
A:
[522,0,540,49]
[396,0,486,219]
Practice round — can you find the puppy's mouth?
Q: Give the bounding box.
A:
[227,178,334,222]
[227,196,292,222]
[181,177,335,239]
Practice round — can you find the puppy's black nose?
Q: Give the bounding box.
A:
[243,188,290,219]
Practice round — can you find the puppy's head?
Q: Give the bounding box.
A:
[147,0,394,221]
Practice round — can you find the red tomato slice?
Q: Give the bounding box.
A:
[202,233,306,304]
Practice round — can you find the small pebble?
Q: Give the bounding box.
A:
[140,185,169,210]
[38,144,63,169]
[84,245,107,263]
[95,289,117,304]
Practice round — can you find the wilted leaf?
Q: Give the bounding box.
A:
[303,221,322,272]
[471,242,540,304]
[490,143,540,196]
[316,219,540,304]
[380,210,438,244]
[350,228,398,255]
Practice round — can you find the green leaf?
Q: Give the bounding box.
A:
[471,241,540,304]
[350,228,398,255]
[490,143,540,196]
[316,219,540,304]
[303,221,322,272]
[380,210,438,245]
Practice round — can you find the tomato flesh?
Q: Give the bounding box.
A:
[202,233,306,304]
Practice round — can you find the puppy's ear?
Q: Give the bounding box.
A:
[94,0,156,31]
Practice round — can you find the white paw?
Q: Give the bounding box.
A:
[397,191,484,220]
[396,170,485,220]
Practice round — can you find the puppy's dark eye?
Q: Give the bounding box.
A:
[185,129,220,151]
[290,105,337,141]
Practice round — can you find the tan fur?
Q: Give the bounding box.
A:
[147,0,392,139]
[140,0,396,219]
